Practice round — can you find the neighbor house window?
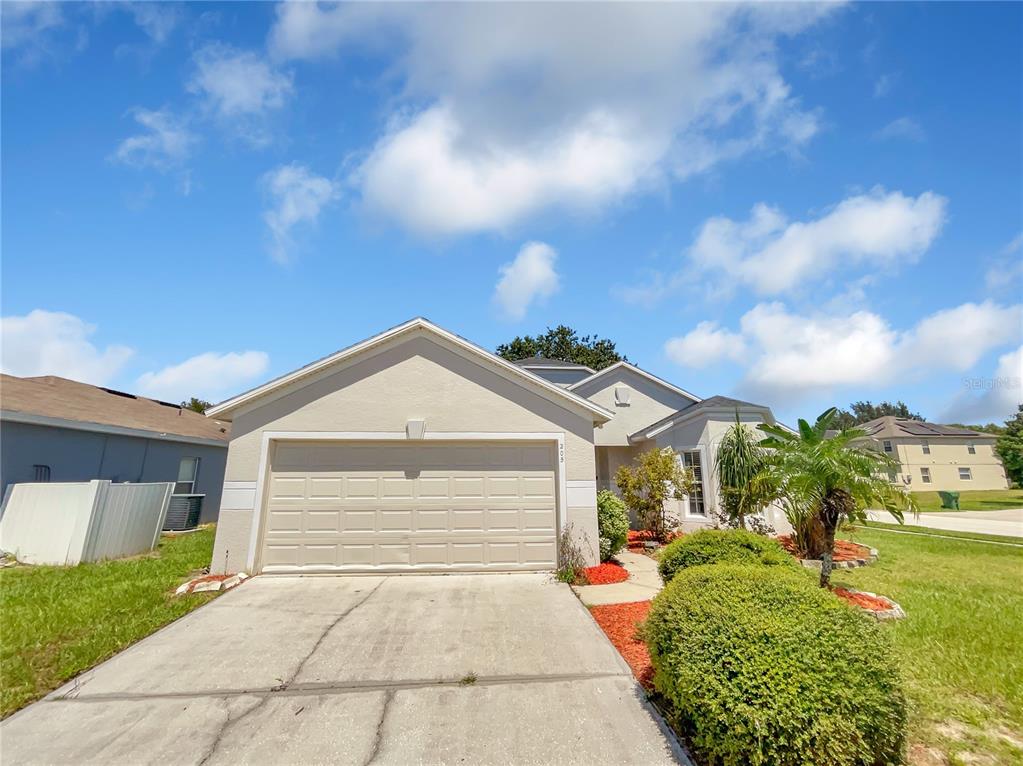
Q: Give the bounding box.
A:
[175,457,199,494]
[32,465,51,482]
[921,440,930,455]
[680,451,706,515]
[967,442,976,455]
[921,467,931,484]
[959,467,972,481]
[882,440,893,454]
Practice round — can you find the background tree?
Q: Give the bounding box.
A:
[615,448,693,540]
[996,405,1023,487]
[759,408,916,588]
[180,397,213,414]
[716,415,778,531]
[832,400,924,430]
[496,325,625,370]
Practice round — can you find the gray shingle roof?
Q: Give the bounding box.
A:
[630,394,771,441]
[511,356,594,369]
[859,416,992,439]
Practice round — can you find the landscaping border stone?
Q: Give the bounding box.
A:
[797,546,879,570]
[838,587,906,621]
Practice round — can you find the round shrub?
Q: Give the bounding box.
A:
[596,489,629,562]
[645,564,907,766]
[657,528,796,584]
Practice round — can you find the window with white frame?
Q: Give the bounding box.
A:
[920,467,931,484]
[882,440,893,454]
[959,467,972,481]
[680,451,706,515]
[967,442,976,455]
[921,440,930,455]
[175,457,200,494]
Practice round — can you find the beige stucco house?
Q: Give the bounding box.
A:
[207,318,784,575]
[858,416,1009,492]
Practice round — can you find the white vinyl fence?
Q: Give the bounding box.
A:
[0,480,173,565]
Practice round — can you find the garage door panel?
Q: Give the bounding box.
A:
[260,441,557,573]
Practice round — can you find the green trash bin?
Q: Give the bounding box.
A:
[938,491,960,510]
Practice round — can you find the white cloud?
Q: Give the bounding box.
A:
[985,232,1023,293]
[124,3,180,45]
[492,242,560,321]
[1,2,74,66]
[631,187,947,303]
[270,3,836,236]
[262,164,338,263]
[136,351,269,403]
[665,300,1022,404]
[873,116,925,142]
[112,108,195,170]
[873,73,897,98]
[941,345,1023,424]
[188,43,293,145]
[0,309,133,386]
[665,321,747,369]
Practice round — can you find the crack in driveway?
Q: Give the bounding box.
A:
[195,578,387,765]
[363,689,394,766]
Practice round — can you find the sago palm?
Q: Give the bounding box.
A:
[758,407,915,587]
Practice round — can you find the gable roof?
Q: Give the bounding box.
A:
[511,357,595,372]
[1,374,230,445]
[860,416,995,440]
[630,395,775,442]
[568,361,701,403]
[206,318,614,423]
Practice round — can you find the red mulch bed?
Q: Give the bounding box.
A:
[590,601,654,688]
[833,587,894,612]
[777,535,871,562]
[582,561,629,585]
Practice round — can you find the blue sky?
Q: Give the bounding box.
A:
[2,1,1021,425]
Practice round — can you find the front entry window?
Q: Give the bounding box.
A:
[681,451,706,515]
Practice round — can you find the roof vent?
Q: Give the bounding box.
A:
[406,419,426,439]
[614,386,631,406]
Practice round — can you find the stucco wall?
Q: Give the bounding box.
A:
[884,437,1008,491]
[573,368,695,447]
[212,333,599,573]
[0,421,226,523]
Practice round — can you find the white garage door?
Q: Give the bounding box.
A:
[259,441,558,573]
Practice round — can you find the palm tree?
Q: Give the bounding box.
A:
[758,408,915,587]
[716,414,778,530]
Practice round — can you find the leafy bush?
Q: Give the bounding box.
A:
[657,529,796,584]
[596,490,629,562]
[645,564,907,766]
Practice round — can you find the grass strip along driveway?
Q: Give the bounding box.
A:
[840,526,1023,765]
[0,527,218,718]
[911,489,1023,513]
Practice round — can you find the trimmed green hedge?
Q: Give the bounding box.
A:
[596,489,629,562]
[657,529,796,584]
[645,564,907,766]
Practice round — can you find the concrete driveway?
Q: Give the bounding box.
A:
[868,508,1023,538]
[1,575,684,765]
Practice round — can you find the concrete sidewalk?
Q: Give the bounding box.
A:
[573,551,663,606]
[1,574,685,766]
[868,508,1023,538]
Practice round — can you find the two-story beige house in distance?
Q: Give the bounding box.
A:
[859,416,1009,491]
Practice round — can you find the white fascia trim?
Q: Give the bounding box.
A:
[520,364,596,373]
[568,361,702,403]
[1,410,228,449]
[244,430,570,573]
[208,318,613,423]
[640,405,776,441]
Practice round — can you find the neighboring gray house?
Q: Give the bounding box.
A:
[0,374,230,526]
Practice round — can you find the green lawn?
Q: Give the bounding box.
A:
[839,526,1023,765]
[912,489,1023,513]
[0,527,219,718]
